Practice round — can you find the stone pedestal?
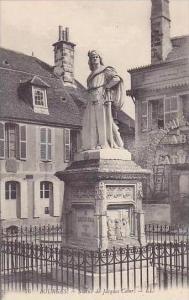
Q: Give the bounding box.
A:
[56,149,150,250]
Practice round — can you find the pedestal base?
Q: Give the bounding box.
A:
[56,149,150,250]
[52,265,156,292]
[74,148,132,161]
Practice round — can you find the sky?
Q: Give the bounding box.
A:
[1,0,189,118]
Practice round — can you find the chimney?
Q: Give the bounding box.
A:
[53,26,76,84]
[151,0,172,64]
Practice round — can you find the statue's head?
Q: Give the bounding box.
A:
[88,50,104,71]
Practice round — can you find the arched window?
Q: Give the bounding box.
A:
[40,181,53,199]
[5,181,20,200]
[40,181,53,216]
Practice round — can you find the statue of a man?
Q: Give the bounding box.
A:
[81,50,124,150]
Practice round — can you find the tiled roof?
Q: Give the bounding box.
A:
[30,76,50,88]
[0,47,85,128]
[0,47,133,130]
[128,35,189,73]
[117,110,135,131]
[166,36,189,61]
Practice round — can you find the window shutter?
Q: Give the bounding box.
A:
[40,128,47,160]
[0,123,5,159]
[40,128,52,161]
[47,128,52,160]
[64,128,70,162]
[141,102,148,131]
[20,125,27,160]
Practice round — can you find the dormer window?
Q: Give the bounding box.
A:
[19,76,50,115]
[28,75,50,115]
[32,86,49,114]
[34,88,47,107]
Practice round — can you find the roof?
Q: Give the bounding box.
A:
[0,46,134,131]
[0,47,87,128]
[117,110,135,129]
[128,35,189,73]
[166,36,189,61]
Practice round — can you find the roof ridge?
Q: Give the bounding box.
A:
[171,35,189,41]
[0,65,55,79]
[0,46,35,59]
[0,46,53,71]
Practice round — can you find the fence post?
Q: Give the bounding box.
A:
[151,243,156,289]
[106,248,109,291]
[163,241,168,289]
[98,248,102,291]
[21,241,27,292]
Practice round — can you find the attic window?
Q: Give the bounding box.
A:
[32,87,49,115]
[34,89,46,106]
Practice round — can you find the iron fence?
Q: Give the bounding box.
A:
[1,224,64,246]
[1,240,189,294]
[2,223,189,247]
[145,224,189,244]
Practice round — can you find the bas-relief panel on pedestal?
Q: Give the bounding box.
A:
[106,185,136,241]
[107,207,133,241]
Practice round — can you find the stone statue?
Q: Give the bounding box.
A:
[81,50,125,151]
[122,218,130,238]
[115,219,123,240]
[107,218,116,241]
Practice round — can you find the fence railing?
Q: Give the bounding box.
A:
[2,223,189,247]
[145,224,189,244]
[1,240,189,293]
[1,224,64,246]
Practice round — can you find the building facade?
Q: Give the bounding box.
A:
[0,27,87,227]
[0,26,134,227]
[128,0,189,224]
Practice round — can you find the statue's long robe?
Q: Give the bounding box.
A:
[82,66,124,150]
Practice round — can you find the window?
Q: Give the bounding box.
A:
[44,207,49,214]
[64,128,70,162]
[5,123,18,158]
[32,86,49,115]
[0,123,5,159]
[40,181,52,199]
[70,130,78,161]
[64,129,79,162]
[40,181,53,216]
[5,181,19,200]
[33,88,47,107]
[40,128,52,161]
[0,123,27,160]
[180,94,189,121]
[164,96,178,125]
[20,125,27,159]
[142,96,179,132]
[149,99,164,130]
[141,102,148,131]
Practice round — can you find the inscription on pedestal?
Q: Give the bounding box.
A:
[75,208,95,239]
[106,185,135,202]
[71,186,94,201]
